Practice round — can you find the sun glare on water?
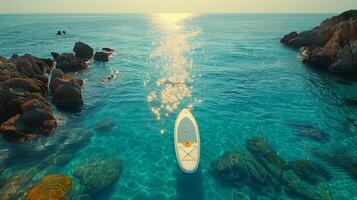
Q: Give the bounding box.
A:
[146,13,201,133]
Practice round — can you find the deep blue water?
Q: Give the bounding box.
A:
[1,14,357,199]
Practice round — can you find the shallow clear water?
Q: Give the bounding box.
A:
[1,13,357,199]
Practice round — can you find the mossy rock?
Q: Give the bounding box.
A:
[25,174,72,200]
[247,137,288,170]
[72,155,123,194]
[282,170,330,200]
[210,151,274,189]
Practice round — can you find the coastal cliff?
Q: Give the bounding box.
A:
[281,10,357,74]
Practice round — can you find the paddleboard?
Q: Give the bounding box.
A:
[174,108,200,173]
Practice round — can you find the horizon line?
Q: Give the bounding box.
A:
[0,12,340,14]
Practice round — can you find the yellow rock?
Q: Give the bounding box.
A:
[25,174,71,200]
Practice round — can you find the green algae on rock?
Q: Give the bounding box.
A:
[211,137,331,200]
[72,155,123,194]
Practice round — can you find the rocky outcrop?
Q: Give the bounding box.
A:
[0,96,57,141]
[5,54,50,84]
[56,30,66,35]
[211,137,330,200]
[73,155,122,194]
[0,55,58,141]
[94,51,111,62]
[25,174,72,200]
[281,10,357,74]
[73,41,93,61]
[53,53,88,73]
[50,69,83,110]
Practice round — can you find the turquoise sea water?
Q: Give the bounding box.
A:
[1,14,357,199]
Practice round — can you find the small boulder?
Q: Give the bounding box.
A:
[73,42,93,61]
[102,47,115,52]
[94,51,110,62]
[25,174,72,200]
[52,79,83,110]
[73,155,123,194]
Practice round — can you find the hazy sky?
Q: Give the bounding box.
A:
[0,0,355,13]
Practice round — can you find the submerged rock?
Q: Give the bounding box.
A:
[72,155,123,194]
[289,160,331,185]
[0,169,36,200]
[44,153,73,166]
[210,151,275,189]
[344,98,357,107]
[95,118,114,133]
[246,137,289,174]
[94,51,110,62]
[287,123,330,142]
[281,10,357,74]
[211,136,331,199]
[73,41,94,61]
[280,169,330,200]
[308,145,357,179]
[25,174,72,200]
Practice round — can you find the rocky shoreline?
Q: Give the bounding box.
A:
[0,41,114,142]
[281,10,357,74]
[0,41,120,199]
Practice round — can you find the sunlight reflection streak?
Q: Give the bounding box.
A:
[146,13,200,132]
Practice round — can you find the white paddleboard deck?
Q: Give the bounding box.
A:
[174,108,200,173]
